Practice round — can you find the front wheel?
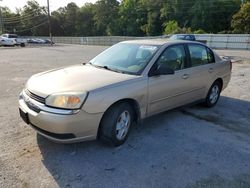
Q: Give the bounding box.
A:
[204,81,222,107]
[99,103,134,146]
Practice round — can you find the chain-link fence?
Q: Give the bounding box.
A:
[26,34,250,50]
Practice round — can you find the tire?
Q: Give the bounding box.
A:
[204,81,222,107]
[99,103,134,146]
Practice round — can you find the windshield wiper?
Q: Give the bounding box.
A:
[85,62,135,75]
[89,64,118,72]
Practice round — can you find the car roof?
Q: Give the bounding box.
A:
[121,39,203,46]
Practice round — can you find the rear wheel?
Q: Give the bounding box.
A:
[99,103,134,146]
[204,81,222,107]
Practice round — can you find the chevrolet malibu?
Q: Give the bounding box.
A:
[19,40,232,146]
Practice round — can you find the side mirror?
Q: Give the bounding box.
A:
[151,64,175,76]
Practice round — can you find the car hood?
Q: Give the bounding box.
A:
[26,64,138,98]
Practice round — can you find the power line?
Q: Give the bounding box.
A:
[3,11,45,21]
[3,14,45,24]
[13,19,48,33]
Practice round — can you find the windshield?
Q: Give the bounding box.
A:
[89,43,159,75]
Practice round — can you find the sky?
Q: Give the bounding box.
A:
[0,0,97,12]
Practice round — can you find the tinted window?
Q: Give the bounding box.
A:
[188,44,210,67]
[8,34,17,38]
[207,47,215,63]
[156,45,186,71]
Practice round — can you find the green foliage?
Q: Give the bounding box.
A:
[190,0,241,33]
[231,2,250,33]
[163,20,180,34]
[20,0,48,36]
[193,29,206,34]
[118,0,147,36]
[93,0,119,35]
[0,0,248,36]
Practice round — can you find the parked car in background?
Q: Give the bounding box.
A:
[27,38,44,44]
[170,34,207,44]
[44,39,55,44]
[0,36,16,46]
[1,34,26,47]
[170,34,196,41]
[27,38,54,45]
[19,40,231,146]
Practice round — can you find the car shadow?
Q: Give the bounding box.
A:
[37,96,250,188]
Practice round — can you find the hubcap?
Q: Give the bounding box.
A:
[116,111,131,140]
[209,85,220,104]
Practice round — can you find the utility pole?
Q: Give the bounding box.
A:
[47,0,52,45]
[0,0,4,34]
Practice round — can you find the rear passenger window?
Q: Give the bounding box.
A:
[188,44,210,67]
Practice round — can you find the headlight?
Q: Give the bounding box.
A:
[45,92,88,109]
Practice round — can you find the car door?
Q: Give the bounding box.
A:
[147,44,203,116]
[186,44,217,99]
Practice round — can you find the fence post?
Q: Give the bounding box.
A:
[225,35,229,49]
[209,34,213,48]
[247,35,250,50]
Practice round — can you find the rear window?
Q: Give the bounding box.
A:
[207,48,215,63]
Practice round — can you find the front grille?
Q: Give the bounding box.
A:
[26,102,41,113]
[25,89,46,104]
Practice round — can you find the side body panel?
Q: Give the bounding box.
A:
[147,68,204,116]
[82,77,148,119]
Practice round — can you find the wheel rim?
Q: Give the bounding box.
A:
[116,111,131,140]
[209,85,220,104]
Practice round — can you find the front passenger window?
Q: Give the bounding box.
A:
[156,45,186,71]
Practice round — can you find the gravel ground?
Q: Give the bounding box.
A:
[0,45,250,188]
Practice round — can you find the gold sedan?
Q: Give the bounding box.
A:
[19,40,232,146]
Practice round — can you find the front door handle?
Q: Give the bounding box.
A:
[208,68,214,73]
[182,74,189,79]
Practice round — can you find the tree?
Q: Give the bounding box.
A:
[1,7,22,34]
[118,0,147,36]
[163,20,180,34]
[190,0,241,33]
[51,8,66,36]
[0,0,246,36]
[93,0,120,35]
[75,3,96,36]
[140,0,164,36]
[20,0,48,36]
[231,2,250,33]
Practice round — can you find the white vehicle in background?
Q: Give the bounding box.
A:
[1,34,26,47]
[0,35,16,46]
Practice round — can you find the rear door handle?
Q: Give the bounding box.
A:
[208,68,214,73]
[182,74,189,79]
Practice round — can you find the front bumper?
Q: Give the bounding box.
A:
[19,90,103,143]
